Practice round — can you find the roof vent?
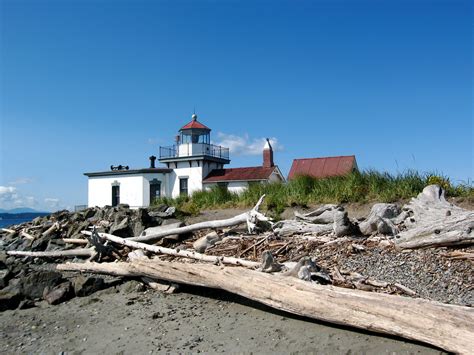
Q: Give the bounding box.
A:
[149,155,156,168]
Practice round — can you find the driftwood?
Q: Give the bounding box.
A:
[359,203,400,236]
[1,228,15,234]
[276,205,354,237]
[82,230,260,268]
[57,259,474,354]
[442,251,474,261]
[192,231,222,253]
[7,248,95,258]
[62,238,89,245]
[130,195,271,243]
[42,222,60,237]
[395,185,474,249]
[20,230,35,240]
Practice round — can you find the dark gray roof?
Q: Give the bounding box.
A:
[84,168,172,177]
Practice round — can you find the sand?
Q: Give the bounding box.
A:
[0,281,444,354]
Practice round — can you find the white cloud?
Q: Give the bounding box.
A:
[0,186,40,210]
[8,177,35,185]
[0,186,18,203]
[214,132,283,156]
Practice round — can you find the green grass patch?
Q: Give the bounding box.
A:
[152,170,473,216]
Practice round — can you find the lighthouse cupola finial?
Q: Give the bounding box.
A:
[192,113,197,121]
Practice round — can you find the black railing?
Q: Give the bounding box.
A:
[159,144,229,160]
[159,146,177,159]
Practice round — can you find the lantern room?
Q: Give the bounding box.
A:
[179,113,211,144]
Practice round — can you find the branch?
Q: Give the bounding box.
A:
[130,195,271,243]
[82,230,260,268]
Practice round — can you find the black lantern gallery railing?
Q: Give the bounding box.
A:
[159,144,229,160]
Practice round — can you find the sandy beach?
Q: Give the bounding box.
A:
[0,280,445,354]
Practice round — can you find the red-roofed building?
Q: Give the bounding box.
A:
[203,139,285,193]
[288,155,358,180]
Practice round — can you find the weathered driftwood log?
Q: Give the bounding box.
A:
[130,195,271,243]
[359,203,400,236]
[62,238,89,245]
[20,230,35,240]
[273,220,333,237]
[192,231,222,253]
[42,221,60,237]
[82,230,260,268]
[395,185,474,249]
[57,259,474,354]
[277,205,354,237]
[1,228,15,234]
[7,248,96,258]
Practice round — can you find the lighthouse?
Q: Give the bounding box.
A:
[159,114,231,197]
[84,112,284,208]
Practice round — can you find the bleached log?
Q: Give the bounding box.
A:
[395,185,474,249]
[57,259,474,354]
[1,228,15,234]
[7,248,96,258]
[82,230,260,268]
[130,195,271,243]
[20,230,35,240]
[278,205,354,237]
[43,222,60,237]
[62,238,89,245]
[359,203,400,236]
[273,220,333,237]
[193,231,222,253]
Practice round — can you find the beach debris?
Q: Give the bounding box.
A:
[130,195,272,243]
[359,203,400,236]
[57,258,474,355]
[274,204,356,237]
[193,231,222,253]
[395,185,474,249]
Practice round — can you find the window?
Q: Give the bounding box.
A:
[112,185,120,206]
[149,180,161,205]
[217,182,228,191]
[179,178,188,196]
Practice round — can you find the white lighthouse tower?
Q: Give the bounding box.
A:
[159,113,230,197]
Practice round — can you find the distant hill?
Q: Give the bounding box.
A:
[0,207,48,213]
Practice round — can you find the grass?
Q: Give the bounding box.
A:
[153,170,474,216]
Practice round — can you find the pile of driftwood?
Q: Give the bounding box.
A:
[3,186,474,354]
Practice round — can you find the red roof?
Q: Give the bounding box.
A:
[288,155,357,180]
[180,119,210,131]
[203,166,276,183]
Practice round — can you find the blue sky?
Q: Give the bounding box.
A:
[0,0,472,211]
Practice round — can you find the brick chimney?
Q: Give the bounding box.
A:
[263,138,274,168]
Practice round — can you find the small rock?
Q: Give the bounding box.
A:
[0,268,11,288]
[20,270,63,299]
[43,282,73,305]
[0,289,22,311]
[73,275,105,297]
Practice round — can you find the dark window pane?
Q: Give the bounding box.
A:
[150,181,161,205]
[112,185,120,206]
[179,178,188,196]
